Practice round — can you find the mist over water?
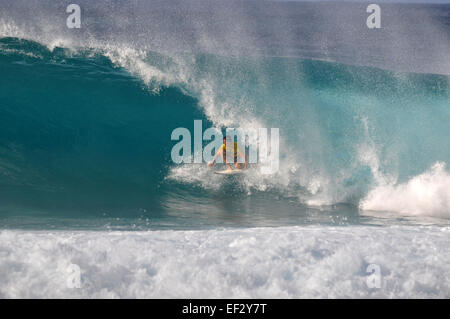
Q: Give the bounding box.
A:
[2,0,450,72]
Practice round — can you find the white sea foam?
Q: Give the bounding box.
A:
[357,117,450,217]
[0,225,449,298]
[361,162,450,218]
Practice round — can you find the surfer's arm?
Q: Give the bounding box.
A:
[207,147,223,167]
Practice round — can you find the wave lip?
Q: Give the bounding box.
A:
[360,162,450,218]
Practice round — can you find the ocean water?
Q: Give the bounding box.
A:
[0,0,449,298]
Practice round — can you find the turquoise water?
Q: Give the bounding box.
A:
[0,36,449,230]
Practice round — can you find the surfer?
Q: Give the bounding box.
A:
[208,136,247,171]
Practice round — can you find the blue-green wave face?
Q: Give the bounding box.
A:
[0,1,449,228]
[0,38,211,219]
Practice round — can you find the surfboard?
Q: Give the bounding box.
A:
[214,169,246,175]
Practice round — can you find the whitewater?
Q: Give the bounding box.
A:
[0,0,449,298]
[2,226,450,298]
